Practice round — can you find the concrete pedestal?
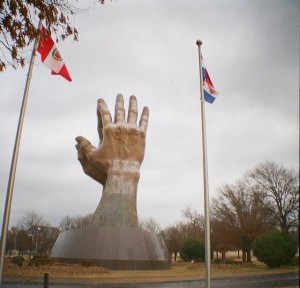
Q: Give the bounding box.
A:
[51,226,170,270]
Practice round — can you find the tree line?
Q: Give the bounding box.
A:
[5,211,58,258]
[161,161,299,263]
[4,161,299,262]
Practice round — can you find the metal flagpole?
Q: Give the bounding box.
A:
[196,39,211,288]
[0,19,42,287]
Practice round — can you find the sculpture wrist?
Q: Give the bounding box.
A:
[104,160,140,196]
[109,159,140,174]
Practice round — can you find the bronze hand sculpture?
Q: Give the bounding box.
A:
[75,94,149,228]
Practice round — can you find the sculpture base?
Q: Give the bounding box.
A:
[50,226,170,270]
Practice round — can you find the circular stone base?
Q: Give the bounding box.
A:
[50,226,170,270]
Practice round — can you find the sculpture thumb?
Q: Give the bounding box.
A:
[75,136,95,157]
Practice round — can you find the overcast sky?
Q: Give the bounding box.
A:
[1,0,299,230]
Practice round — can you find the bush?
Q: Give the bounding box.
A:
[252,231,297,268]
[180,239,205,263]
[11,256,24,266]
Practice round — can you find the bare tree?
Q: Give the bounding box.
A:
[74,213,93,229]
[160,208,205,261]
[247,161,299,233]
[18,211,45,258]
[59,213,93,231]
[6,226,18,256]
[211,180,274,263]
[59,215,75,231]
[181,207,204,241]
[139,217,161,234]
[161,224,184,261]
[36,225,59,256]
[210,215,236,262]
[15,229,31,256]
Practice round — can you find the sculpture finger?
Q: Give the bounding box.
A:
[127,95,138,125]
[97,107,103,142]
[75,136,96,157]
[115,94,125,123]
[76,143,85,161]
[139,106,149,132]
[97,99,112,128]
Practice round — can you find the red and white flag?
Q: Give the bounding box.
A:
[37,26,72,82]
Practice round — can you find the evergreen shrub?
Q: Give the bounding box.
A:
[180,239,205,263]
[252,231,297,268]
[11,256,24,266]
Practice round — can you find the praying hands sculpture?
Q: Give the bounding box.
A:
[75,94,149,228]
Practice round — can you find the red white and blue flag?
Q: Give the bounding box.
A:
[37,26,72,82]
[202,59,218,103]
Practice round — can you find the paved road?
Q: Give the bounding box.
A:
[2,272,299,288]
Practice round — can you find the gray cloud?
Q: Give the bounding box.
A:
[1,0,298,229]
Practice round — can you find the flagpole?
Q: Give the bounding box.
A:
[196,39,211,288]
[0,19,42,288]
